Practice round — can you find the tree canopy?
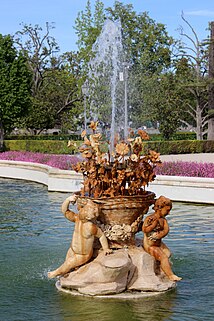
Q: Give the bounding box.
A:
[15,23,82,133]
[0,34,32,149]
[74,0,175,137]
[0,2,213,141]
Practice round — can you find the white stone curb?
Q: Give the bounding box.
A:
[0,160,213,204]
[150,175,214,204]
[0,160,82,193]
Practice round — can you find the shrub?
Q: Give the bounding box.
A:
[0,151,213,177]
[3,139,214,156]
[4,140,81,154]
[0,151,80,170]
[143,140,214,155]
[5,133,81,141]
[147,132,196,141]
[155,161,214,178]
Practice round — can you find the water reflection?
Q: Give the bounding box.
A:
[58,290,177,321]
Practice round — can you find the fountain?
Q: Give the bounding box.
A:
[0,20,213,316]
[46,20,183,297]
[88,19,124,151]
[48,121,181,296]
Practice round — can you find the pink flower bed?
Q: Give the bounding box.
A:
[0,152,213,178]
[0,151,80,170]
[155,161,214,178]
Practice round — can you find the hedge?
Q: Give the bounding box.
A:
[148,132,197,141]
[4,140,81,155]
[5,131,196,142]
[5,133,81,141]
[3,139,214,155]
[142,140,214,155]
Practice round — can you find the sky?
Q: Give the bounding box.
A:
[0,0,214,53]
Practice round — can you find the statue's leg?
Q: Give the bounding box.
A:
[149,246,182,281]
[160,242,171,258]
[48,256,78,278]
[48,252,91,279]
[65,247,74,260]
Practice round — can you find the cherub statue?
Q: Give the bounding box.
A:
[142,195,182,282]
[48,195,112,279]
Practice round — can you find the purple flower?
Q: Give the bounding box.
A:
[0,152,213,177]
[155,161,214,178]
[0,151,80,170]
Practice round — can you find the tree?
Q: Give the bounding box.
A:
[74,1,174,131]
[74,0,105,69]
[139,73,180,139]
[15,23,59,133]
[140,16,214,140]
[42,52,82,131]
[76,0,170,71]
[15,23,82,133]
[15,22,60,96]
[208,21,214,140]
[0,34,32,150]
[174,14,210,140]
[106,1,173,73]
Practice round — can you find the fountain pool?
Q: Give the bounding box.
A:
[0,177,213,321]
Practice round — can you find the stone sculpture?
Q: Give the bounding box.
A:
[142,196,182,282]
[48,194,181,296]
[48,195,112,279]
[48,123,181,296]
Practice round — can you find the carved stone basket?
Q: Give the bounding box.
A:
[77,191,156,244]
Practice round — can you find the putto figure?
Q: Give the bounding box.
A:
[142,196,182,282]
[48,195,112,279]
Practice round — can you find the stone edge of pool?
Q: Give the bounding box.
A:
[0,160,213,204]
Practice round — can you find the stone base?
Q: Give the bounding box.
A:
[57,246,176,297]
[56,281,175,299]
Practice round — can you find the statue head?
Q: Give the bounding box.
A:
[153,196,172,215]
[79,199,100,221]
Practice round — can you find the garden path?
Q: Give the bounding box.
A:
[161,153,214,163]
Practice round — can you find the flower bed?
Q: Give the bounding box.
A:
[0,151,80,170]
[155,161,214,178]
[0,151,213,178]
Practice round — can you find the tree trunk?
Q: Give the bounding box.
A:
[0,118,4,151]
[208,21,214,140]
[196,100,203,140]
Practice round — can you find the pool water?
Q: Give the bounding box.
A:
[0,178,213,321]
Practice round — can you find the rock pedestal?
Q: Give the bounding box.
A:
[58,246,175,297]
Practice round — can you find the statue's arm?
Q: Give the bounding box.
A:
[95,226,112,255]
[61,195,78,222]
[142,216,158,233]
[155,220,169,239]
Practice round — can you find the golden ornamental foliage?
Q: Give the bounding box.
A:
[71,121,161,198]
[130,154,138,162]
[67,140,77,147]
[81,130,87,138]
[137,129,150,140]
[89,121,98,131]
[115,142,129,156]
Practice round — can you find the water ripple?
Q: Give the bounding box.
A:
[0,178,214,321]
